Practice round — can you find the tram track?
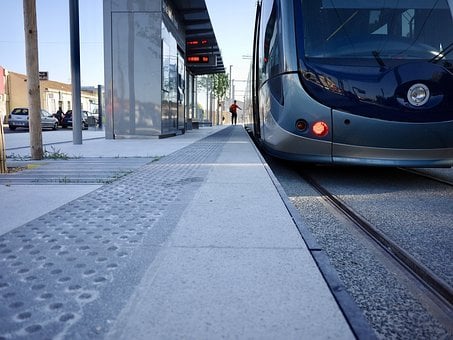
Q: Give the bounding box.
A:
[398,168,453,187]
[298,169,453,312]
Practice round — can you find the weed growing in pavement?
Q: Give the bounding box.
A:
[6,153,30,161]
[58,176,72,184]
[101,170,134,184]
[44,146,70,160]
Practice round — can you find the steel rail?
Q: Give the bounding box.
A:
[398,168,453,187]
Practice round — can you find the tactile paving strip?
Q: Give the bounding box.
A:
[0,158,152,185]
[0,127,233,339]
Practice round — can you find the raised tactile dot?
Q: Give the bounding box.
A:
[9,301,24,309]
[31,284,45,290]
[94,277,107,284]
[17,311,32,320]
[79,293,92,300]
[39,293,53,300]
[25,324,42,333]
[3,292,16,298]
[59,313,76,322]
[49,303,63,310]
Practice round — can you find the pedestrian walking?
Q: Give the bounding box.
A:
[229,100,241,125]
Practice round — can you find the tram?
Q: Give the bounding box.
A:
[246,0,453,167]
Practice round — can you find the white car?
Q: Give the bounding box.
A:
[8,108,59,131]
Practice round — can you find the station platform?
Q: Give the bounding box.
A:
[0,126,373,339]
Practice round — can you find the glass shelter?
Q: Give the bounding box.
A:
[103,0,224,138]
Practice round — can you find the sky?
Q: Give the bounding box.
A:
[0,0,256,96]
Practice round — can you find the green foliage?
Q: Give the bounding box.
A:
[197,73,229,101]
[212,73,229,101]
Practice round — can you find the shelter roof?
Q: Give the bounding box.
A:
[172,0,225,75]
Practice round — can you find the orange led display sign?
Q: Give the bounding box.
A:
[186,39,209,47]
[187,55,210,64]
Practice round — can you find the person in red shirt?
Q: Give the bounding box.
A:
[229,100,242,125]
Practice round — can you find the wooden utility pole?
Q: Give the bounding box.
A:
[23,0,43,159]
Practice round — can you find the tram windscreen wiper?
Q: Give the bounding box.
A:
[429,42,453,63]
[372,50,386,68]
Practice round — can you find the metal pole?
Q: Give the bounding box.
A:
[97,84,103,128]
[206,76,209,122]
[23,0,43,159]
[229,65,232,100]
[194,77,198,120]
[70,0,82,144]
[0,109,6,172]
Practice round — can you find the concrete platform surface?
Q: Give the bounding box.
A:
[0,126,369,339]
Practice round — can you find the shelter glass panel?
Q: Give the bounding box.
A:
[112,12,162,136]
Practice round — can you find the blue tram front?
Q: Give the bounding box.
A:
[251,0,453,167]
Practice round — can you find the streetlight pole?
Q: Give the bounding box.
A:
[229,65,233,100]
[69,0,82,144]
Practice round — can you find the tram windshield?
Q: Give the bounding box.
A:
[300,0,453,65]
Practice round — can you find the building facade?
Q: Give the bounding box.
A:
[103,0,224,139]
[0,69,98,123]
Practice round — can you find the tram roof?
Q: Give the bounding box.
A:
[173,0,225,75]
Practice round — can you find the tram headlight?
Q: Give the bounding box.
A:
[407,83,430,107]
[312,121,329,137]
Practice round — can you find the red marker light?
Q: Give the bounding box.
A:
[312,121,329,137]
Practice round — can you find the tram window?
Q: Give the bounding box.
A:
[260,0,281,82]
[300,0,453,62]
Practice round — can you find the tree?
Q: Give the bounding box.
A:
[196,73,229,124]
[197,73,229,102]
[211,73,229,102]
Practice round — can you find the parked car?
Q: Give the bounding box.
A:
[61,110,89,129]
[8,108,59,131]
[84,111,99,126]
